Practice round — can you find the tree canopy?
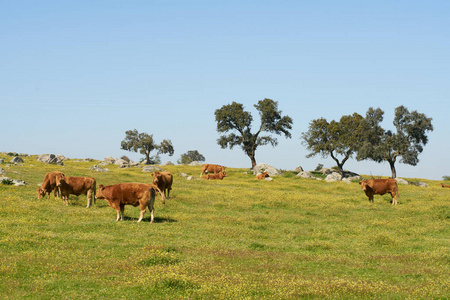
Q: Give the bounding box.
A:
[178,150,205,164]
[120,129,174,164]
[357,106,433,178]
[301,113,365,175]
[215,99,293,168]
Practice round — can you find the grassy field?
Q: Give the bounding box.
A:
[0,154,448,299]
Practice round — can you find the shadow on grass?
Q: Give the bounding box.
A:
[119,216,178,223]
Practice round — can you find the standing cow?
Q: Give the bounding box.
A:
[37,171,64,199]
[95,183,164,223]
[55,174,96,207]
[359,179,399,205]
[200,164,226,177]
[152,171,173,198]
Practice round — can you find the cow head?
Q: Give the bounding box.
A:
[152,171,161,185]
[95,184,106,200]
[55,173,66,187]
[37,188,46,199]
[359,180,368,191]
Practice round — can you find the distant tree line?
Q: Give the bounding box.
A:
[120,99,433,179]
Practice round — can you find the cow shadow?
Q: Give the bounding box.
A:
[123,216,177,223]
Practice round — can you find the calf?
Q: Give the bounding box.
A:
[55,174,96,207]
[203,172,227,180]
[152,171,173,198]
[37,171,64,199]
[200,164,226,176]
[256,171,269,180]
[440,183,450,188]
[359,179,399,205]
[95,183,164,223]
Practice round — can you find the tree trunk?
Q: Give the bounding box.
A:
[389,159,397,178]
[249,154,257,169]
[337,163,344,176]
[330,151,346,180]
[145,152,151,165]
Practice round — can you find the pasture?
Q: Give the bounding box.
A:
[0,155,448,299]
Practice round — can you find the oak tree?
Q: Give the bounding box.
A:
[301,113,365,175]
[215,99,293,168]
[120,129,174,164]
[357,106,433,178]
[178,150,205,164]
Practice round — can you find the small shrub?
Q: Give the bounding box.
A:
[315,163,324,172]
[156,278,199,291]
[1,178,13,185]
[372,234,397,247]
[249,242,267,251]
[443,175,450,181]
[140,255,179,266]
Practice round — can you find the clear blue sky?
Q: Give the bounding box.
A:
[1,1,449,180]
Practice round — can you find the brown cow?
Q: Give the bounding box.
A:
[95,183,164,223]
[256,171,269,180]
[37,171,64,199]
[359,179,399,205]
[203,172,227,180]
[200,164,226,176]
[55,174,96,207]
[440,183,450,188]
[152,171,173,198]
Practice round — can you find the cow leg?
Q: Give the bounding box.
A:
[119,204,125,221]
[86,190,92,208]
[144,191,156,223]
[137,208,146,223]
[148,196,155,223]
[137,200,147,223]
[391,192,397,205]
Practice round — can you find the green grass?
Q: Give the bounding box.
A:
[0,154,449,299]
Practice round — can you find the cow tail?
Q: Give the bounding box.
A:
[93,180,97,204]
[396,181,399,197]
[152,186,165,204]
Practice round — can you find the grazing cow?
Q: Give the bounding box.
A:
[359,179,399,205]
[440,183,450,188]
[95,183,164,223]
[55,174,96,207]
[203,172,227,180]
[200,164,226,176]
[256,171,269,180]
[37,171,64,199]
[152,171,173,198]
